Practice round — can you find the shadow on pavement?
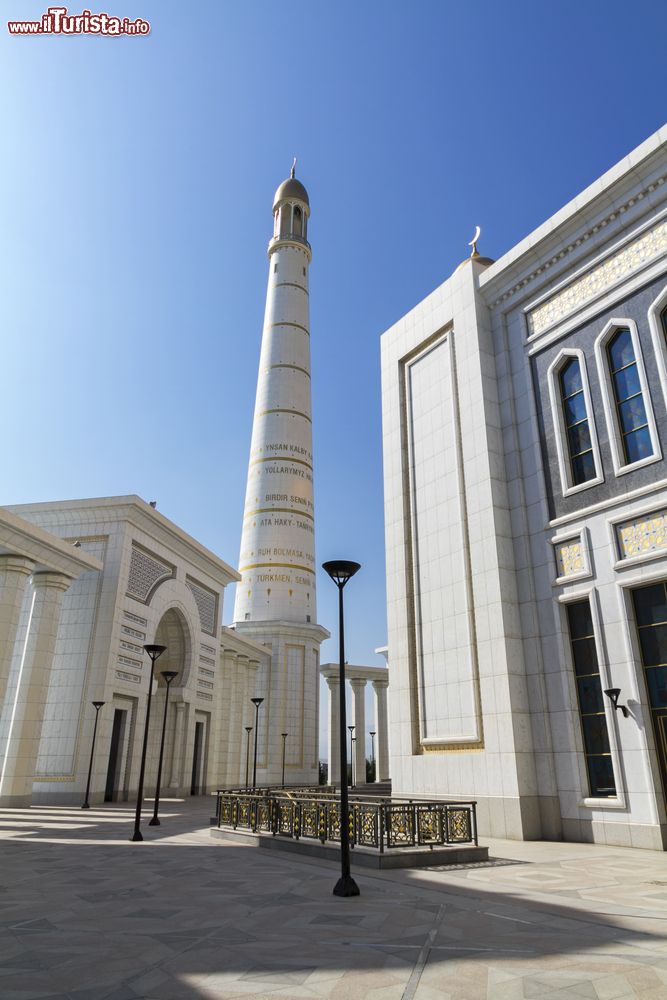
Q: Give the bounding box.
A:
[0,800,666,999]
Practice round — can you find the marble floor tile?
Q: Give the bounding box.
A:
[1,799,667,1000]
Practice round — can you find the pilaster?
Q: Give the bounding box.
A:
[373,680,390,782]
[169,700,186,791]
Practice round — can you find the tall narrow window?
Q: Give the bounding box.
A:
[566,600,617,798]
[293,205,302,236]
[632,582,667,802]
[607,329,652,465]
[560,358,595,485]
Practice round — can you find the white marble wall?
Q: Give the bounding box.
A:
[381,124,667,846]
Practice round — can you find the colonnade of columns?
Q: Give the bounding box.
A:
[322,665,390,786]
[217,638,265,788]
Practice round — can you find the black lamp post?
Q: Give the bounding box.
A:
[131,643,166,842]
[281,732,288,788]
[81,701,105,809]
[351,737,357,787]
[149,670,178,826]
[369,731,376,783]
[251,697,264,789]
[323,558,361,898]
[348,725,355,787]
[244,726,253,789]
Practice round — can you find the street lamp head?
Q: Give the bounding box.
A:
[369,731,376,737]
[251,697,264,707]
[281,732,288,738]
[245,725,253,733]
[92,701,105,710]
[143,644,167,661]
[348,725,355,733]
[322,560,361,588]
[161,670,178,685]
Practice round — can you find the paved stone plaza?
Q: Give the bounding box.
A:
[1,798,667,999]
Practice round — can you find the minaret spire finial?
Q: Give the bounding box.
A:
[291,157,297,179]
[468,225,481,258]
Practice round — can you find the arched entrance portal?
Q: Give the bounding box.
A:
[144,607,201,797]
[154,607,189,685]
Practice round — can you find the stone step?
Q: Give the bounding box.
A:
[212,826,487,869]
[349,781,392,797]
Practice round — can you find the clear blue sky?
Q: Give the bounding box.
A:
[2,1,666,758]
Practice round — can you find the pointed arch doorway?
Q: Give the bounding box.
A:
[145,607,191,797]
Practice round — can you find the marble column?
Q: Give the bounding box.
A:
[225,655,243,785]
[169,700,186,791]
[373,679,390,782]
[217,652,233,786]
[0,555,34,713]
[326,675,340,785]
[350,678,367,786]
[0,571,72,806]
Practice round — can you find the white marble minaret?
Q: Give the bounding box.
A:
[232,164,328,785]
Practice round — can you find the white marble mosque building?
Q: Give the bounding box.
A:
[7,124,667,854]
[0,496,270,806]
[381,124,667,849]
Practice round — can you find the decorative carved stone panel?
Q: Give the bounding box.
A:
[186,576,218,636]
[528,219,667,337]
[555,537,585,578]
[127,546,174,603]
[617,510,667,560]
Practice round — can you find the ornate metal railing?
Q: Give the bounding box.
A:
[215,790,477,852]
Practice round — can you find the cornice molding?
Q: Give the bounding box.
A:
[485,172,667,311]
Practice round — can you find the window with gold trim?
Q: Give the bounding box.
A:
[565,600,617,798]
[632,582,667,710]
[559,358,596,485]
[607,329,653,465]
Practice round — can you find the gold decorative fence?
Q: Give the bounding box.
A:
[215,790,477,852]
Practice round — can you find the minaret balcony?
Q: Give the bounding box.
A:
[268,233,312,259]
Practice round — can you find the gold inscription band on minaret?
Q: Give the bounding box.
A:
[243,507,314,521]
[257,408,312,422]
[275,281,308,294]
[250,456,313,470]
[266,320,310,335]
[265,363,311,378]
[240,562,315,575]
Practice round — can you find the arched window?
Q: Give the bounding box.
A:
[548,349,602,496]
[293,205,302,236]
[560,358,596,486]
[607,328,652,465]
[595,318,660,475]
[647,284,667,411]
[279,205,290,236]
